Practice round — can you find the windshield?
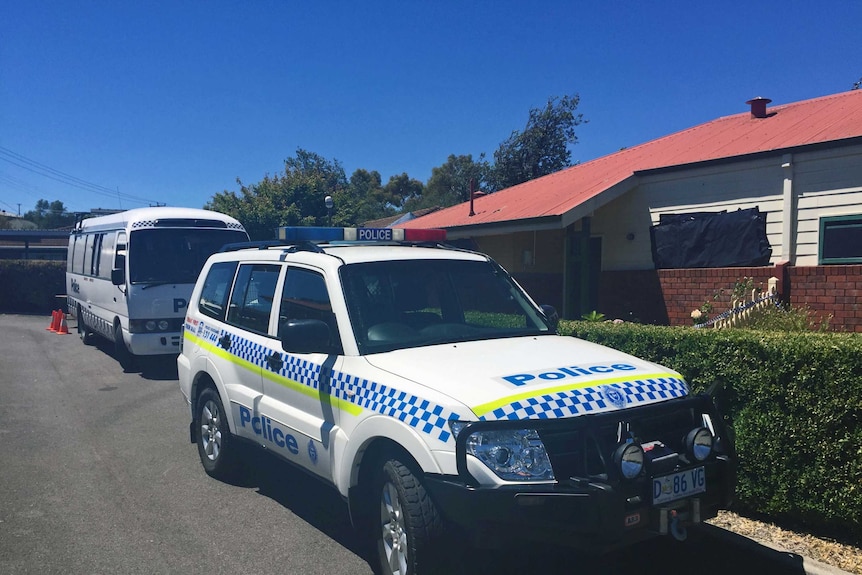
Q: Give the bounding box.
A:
[128,228,248,285]
[341,258,553,354]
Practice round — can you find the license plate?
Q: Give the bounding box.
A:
[653,467,706,505]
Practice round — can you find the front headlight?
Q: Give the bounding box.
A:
[450,422,554,482]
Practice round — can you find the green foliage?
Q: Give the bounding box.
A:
[22,199,77,229]
[747,303,832,332]
[559,320,862,543]
[206,149,350,240]
[0,260,66,313]
[580,310,605,322]
[489,94,585,191]
[407,154,491,211]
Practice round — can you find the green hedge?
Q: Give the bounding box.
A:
[0,260,66,314]
[560,320,862,543]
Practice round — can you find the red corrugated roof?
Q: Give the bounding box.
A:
[399,90,862,231]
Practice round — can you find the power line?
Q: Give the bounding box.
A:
[0,146,160,205]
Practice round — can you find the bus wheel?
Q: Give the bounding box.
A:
[77,307,94,345]
[113,322,136,372]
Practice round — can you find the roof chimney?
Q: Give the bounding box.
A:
[746,97,772,119]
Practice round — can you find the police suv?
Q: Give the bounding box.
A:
[178,227,735,575]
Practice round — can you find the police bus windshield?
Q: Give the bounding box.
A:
[341,259,554,354]
[128,228,248,285]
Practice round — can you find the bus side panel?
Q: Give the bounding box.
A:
[67,230,128,342]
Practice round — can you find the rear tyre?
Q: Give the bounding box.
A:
[375,457,442,575]
[77,306,94,345]
[195,387,240,480]
[113,321,135,371]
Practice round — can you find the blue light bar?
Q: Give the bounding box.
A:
[277,227,446,243]
[278,227,344,242]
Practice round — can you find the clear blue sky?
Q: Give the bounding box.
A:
[2,1,860,216]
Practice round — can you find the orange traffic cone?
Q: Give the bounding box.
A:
[56,314,70,335]
[47,310,60,331]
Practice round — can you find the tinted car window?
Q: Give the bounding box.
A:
[198,261,238,321]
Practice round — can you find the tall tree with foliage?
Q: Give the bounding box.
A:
[382,173,425,212]
[206,149,349,240]
[347,169,397,224]
[489,94,585,191]
[23,199,76,229]
[405,154,490,211]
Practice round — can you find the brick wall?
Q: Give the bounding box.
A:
[599,265,862,332]
[785,265,862,332]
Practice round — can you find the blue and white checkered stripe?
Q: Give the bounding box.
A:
[483,377,689,421]
[332,373,459,443]
[230,336,269,367]
[224,331,459,443]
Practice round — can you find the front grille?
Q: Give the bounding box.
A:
[537,395,712,481]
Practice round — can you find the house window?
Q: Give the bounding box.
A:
[819,215,862,264]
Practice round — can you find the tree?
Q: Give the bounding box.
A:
[23,200,76,229]
[347,169,395,224]
[489,94,585,191]
[206,149,348,240]
[406,154,490,211]
[383,173,425,212]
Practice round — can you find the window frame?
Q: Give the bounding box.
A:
[819,214,862,264]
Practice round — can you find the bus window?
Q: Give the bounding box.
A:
[69,235,82,273]
[83,234,95,276]
[99,233,116,280]
[114,231,127,277]
[90,234,103,277]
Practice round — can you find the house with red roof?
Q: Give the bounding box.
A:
[398,90,862,330]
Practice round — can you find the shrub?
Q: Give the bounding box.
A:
[0,260,66,313]
[559,320,862,544]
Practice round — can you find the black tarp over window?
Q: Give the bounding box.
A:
[650,207,772,268]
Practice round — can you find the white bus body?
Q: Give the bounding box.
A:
[67,207,248,366]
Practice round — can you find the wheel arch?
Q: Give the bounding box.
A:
[188,358,237,435]
[341,417,444,529]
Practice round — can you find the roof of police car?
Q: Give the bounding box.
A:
[214,241,489,267]
[321,242,489,264]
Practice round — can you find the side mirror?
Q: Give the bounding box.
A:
[111,268,125,286]
[540,305,559,331]
[279,319,331,354]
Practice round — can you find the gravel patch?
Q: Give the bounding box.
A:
[708,511,862,574]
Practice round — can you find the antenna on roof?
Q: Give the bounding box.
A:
[468,178,476,217]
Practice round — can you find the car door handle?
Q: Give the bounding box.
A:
[266,352,283,372]
[218,334,231,350]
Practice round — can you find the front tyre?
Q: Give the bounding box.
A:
[375,458,442,575]
[113,321,135,371]
[196,387,240,480]
[77,306,94,345]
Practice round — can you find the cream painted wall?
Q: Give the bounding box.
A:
[793,144,862,265]
[591,145,862,270]
[475,229,565,274]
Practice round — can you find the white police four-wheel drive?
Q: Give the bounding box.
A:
[177,227,736,575]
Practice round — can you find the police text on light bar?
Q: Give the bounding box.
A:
[277,226,446,243]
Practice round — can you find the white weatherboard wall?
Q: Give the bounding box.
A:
[591,143,862,271]
[793,144,862,265]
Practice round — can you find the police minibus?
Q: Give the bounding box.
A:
[67,207,248,369]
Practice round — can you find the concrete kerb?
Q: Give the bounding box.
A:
[696,523,855,575]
